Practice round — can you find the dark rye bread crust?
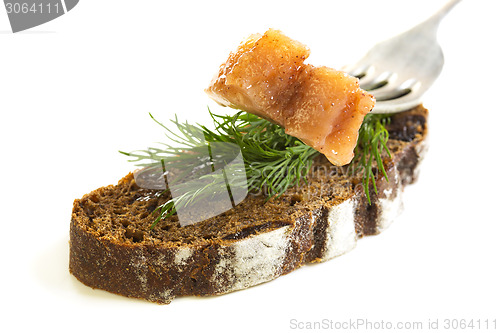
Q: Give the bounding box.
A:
[69,105,428,304]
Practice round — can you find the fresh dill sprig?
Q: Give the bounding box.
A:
[121,109,392,227]
[120,109,319,228]
[350,113,392,204]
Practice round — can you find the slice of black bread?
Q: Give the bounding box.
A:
[69,105,428,304]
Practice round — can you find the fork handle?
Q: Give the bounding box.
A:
[419,0,462,34]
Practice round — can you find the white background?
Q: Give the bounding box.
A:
[1,0,499,332]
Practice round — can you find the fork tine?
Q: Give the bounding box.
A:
[371,77,420,99]
[372,83,423,114]
[344,64,372,79]
[370,77,422,113]
[344,60,398,92]
[359,71,397,91]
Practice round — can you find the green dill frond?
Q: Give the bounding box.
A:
[350,113,392,204]
[121,108,319,228]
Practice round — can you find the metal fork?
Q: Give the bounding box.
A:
[344,0,461,114]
